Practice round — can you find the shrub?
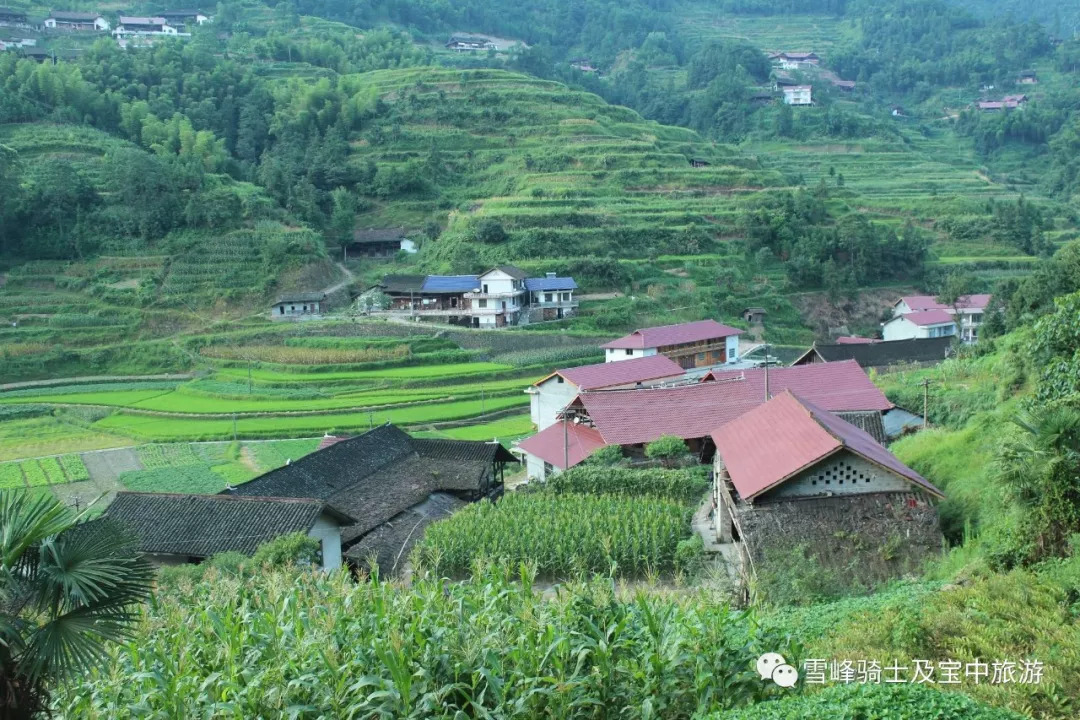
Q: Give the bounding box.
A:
[645,434,692,465]
[756,544,855,607]
[584,444,625,466]
[713,683,1027,720]
[543,466,710,504]
[675,535,705,576]
[252,532,320,567]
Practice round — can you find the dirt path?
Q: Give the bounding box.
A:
[50,447,144,508]
[0,373,194,391]
[321,262,356,296]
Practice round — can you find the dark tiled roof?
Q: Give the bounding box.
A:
[105,492,354,558]
[353,228,409,243]
[229,425,518,547]
[49,11,101,20]
[378,274,426,294]
[835,411,888,444]
[274,291,325,304]
[488,265,528,280]
[345,492,466,574]
[798,337,953,368]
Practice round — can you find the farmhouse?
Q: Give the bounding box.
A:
[270,291,325,320]
[1018,69,1038,84]
[772,51,820,69]
[0,7,28,26]
[835,335,878,344]
[711,391,944,590]
[113,16,179,36]
[782,85,813,106]
[227,424,517,575]
[830,78,856,91]
[446,34,495,52]
[105,492,356,570]
[527,354,684,431]
[18,46,51,61]
[741,307,766,324]
[601,319,742,367]
[772,72,797,88]
[978,94,1027,111]
[885,293,990,343]
[0,36,35,49]
[44,11,109,30]
[157,8,210,25]
[363,269,578,328]
[347,228,417,258]
[792,336,954,370]
[518,359,891,480]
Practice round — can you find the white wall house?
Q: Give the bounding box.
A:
[890,294,990,343]
[782,85,813,105]
[44,12,110,30]
[113,16,179,36]
[463,266,527,328]
[882,311,956,341]
[271,292,326,321]
[601,319,742,368]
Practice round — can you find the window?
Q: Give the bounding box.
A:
[483,284,489,294]
[697,352,706,361]
[478,299,487,308]
[556,376,564,384]
[970,313,983,324]
[625,349,633,356]
[545,293,553,303]
[279,306,284,315]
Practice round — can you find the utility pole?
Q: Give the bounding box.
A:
[248,366,253,395]
[562,414,569,472]
[481,386,485,415]
[763,343,771,401]
[232,413,238,441]
[921,378,931,429]
[369,411,374,430]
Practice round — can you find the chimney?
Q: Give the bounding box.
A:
[546,272,556,278]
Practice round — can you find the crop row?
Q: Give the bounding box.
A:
[415,492,692,578]
[0,454,89,488]
[120,464,230,494]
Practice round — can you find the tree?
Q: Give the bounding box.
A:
[0,492,152,715]
[586,444,625,466]
[645,435,690,466]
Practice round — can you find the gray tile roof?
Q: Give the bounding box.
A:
[105,493,354,558]
[796,337,953,368]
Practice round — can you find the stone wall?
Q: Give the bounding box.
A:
[736,491,942,588]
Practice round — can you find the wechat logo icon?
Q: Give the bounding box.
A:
[757,653,799,688]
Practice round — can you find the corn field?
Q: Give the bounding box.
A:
[199,344,410,365]
[55,564,787,719]
[414,493,692,578]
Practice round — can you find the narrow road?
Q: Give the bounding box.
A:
[0,373,195,391]
[322,262,356,296]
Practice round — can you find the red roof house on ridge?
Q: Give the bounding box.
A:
[601,319,743,368]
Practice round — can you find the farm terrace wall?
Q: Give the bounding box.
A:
[737,492,942,588]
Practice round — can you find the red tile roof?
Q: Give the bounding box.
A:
[897,294,991,312]
[835,336,879,345]
[317,435,349,451]
[538,354,685,390]
[516,421,606,470]
[712,391,942,501]
[600,319,742,350]
[574,360,891,447]
[898,310,955,327]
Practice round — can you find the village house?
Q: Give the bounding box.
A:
[782,85,813,106]
[157,8,210,25]
[346,228,418,258]
[17,46,51,62]
[830,78,855,92]
[711,391,944,592]
[446,34,495,52]
[362,269,578,329]
[525,273,577,321]
[113,16,179,36]
[771,51,820,69]
[527,354,684,431]
[1018,70,1038,85]
[602,319,742,367]
[0,36,35,49]
[517,359,892,480]
[270,291,326,321]
[689,157,711,168]
[570,58,599,73]
[44,11,109,30]
[978,94,1027,112]
[835,335,879,344]
[227,424,517,576]
[741,307,767,324]
[0,7,29,27]
[104,493,356,570]
[884,294,990,343]
[772,72,797,89]
[792,336,954,371]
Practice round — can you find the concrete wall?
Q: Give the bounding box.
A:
[525,452,549,481]
[726,335,739,363]
[762,451,913,501]
[307,514,343,571]
[532,376,581,431]
[605,347,657,363]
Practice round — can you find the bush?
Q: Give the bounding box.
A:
[675,535,705,576]
[645,434,692,466]
[584,444,625,466]
[713,683,1027,720]
[251,532,320,567]
[543,466,710,504]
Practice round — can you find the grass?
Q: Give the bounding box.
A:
[120,464,231,494]
[0,416,131,462]
[423,413,535,442]
[215,362,515,383]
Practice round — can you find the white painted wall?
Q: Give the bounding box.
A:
[307,514,343,571]
[605,347,657,363]
[400,238,418,254]
[726,335,739,363]
[525,452,548,481]
[764,452,912,500]
[532,376,580,430]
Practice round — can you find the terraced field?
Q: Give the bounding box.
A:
[343,67,787,259]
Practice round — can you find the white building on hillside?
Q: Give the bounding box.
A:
[782,85,813,105]
[463,266,527,328]
[601,319,742,368]
[885,294,990,343]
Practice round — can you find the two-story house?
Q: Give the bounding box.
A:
[601,319,743,368]
[463,266,528,328]
[884,294,991,343]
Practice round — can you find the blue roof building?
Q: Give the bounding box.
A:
[421,275,479,293]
